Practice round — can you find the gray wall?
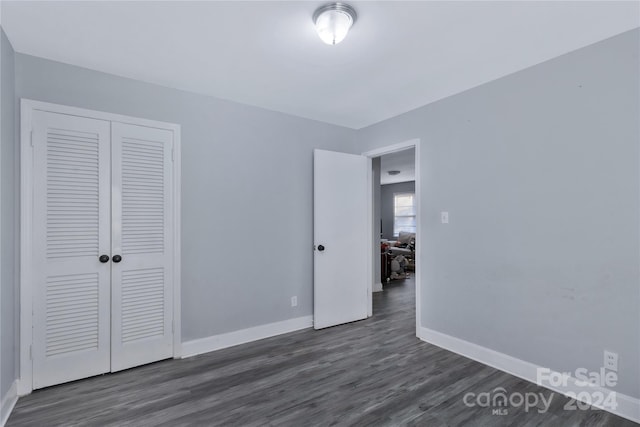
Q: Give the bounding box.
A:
[380,181,415,240]
[1,27,16,401]
[15,53,358,342]
[357,29,640,399]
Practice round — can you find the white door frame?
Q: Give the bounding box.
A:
[362,139,421,333]
[18,99,182,395]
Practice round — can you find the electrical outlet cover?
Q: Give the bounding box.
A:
[604,350,618,372]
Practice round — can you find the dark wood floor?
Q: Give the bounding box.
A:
[8,276,637,426]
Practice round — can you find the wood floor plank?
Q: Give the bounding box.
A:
[7,277,637,426]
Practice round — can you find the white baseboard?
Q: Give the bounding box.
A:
[1,381,18,427]
[418,327,640,424]
[373,282,383,292]
[182,315,314,358]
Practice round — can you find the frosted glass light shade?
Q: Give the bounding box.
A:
[313,3,357,45]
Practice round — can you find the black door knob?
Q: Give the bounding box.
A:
[99,255,110,263]
[318,245,325,252]
[112,255,122,263]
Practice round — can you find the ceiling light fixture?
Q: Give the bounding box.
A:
[313,3,357,45]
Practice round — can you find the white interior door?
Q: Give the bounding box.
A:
[31,111,112,389]
[110,122,174,372]
[313,149,368,329]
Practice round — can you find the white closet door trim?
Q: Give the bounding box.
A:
[19,99,182,396]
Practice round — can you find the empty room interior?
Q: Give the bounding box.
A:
[1,1,639,426]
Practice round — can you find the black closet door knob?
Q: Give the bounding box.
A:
[99,255,110,263]
[112,255,122,263]
[318,245,325,252]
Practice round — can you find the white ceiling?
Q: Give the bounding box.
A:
[380,148,415,185]
[2,1,639,129]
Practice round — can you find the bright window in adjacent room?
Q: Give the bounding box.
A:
[393,192,416,236]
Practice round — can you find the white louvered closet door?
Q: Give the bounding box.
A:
[110,122,174,372]
[31,111,112,389]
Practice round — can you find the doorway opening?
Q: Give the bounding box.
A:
[363,140,420,333]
